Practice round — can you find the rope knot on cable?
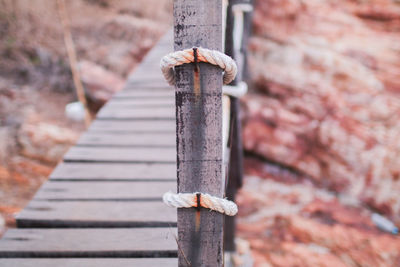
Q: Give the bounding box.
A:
[163,191,238,216]
[160,47,238,86]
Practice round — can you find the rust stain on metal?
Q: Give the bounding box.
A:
[195,193,201,232]
[195,211,201,232]
[193,47,201,98]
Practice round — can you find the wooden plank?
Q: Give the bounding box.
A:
[106,98,174,106]
[0,259,178,267]
[63,146,176,163]
[17,201,177,228]
[33,181,176,200]
[174,0,224,266]
[134,44,171,63]
[102,100,174,109]
[129,64,166,75]
[128,66,168,82]
[128,33,171,74]
[125,74,172,84]
[126,75,167,85]
[116,85,171,91]
[127,75,166,84]
[77,132,175,147]
[0,228,177,257]
[88,120,175,133]
[126,69,168,81]
[113,90,174,98]
[97,106,174,120]
[122,82,172,89]
[136,49,170,65]
[50,162,176,181]
[123,43,171,86]
[101,103,174,111]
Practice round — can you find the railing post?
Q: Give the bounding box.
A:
[224,0,253,253]
[241,0,254,82]
[174,0,224,266]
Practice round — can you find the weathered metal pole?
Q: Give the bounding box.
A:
[174,0,224,266]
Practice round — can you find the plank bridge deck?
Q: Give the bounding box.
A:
[0,31,179,266]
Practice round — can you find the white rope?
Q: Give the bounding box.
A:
[160,47,238,86]
[163,191,238,216]
[223,81,248,98]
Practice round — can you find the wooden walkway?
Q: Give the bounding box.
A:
[0,31,179,266]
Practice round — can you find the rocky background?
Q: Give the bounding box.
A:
[238,0,400,266]
[1,0,400,266]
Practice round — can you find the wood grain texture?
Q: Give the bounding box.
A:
[33,181,176,200]
[77,132,175,147]
[16,201,177,227]
[63,146,176,163]
[0,228,177,257]
[0,259,178,267]
[174,1,224,266]
[50,162,176,181]
[88,120,175,133]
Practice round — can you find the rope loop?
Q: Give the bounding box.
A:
[160,47,238,86]
[163,191,238,216]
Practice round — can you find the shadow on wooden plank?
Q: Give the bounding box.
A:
[0,228,177,257]
[0,258,178,267]
[63,146,176,163]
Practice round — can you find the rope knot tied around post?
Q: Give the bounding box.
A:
[160,47,238,86]
[163,191,238,216]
